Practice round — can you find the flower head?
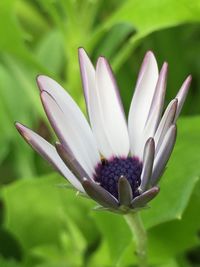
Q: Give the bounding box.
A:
[16,49,191,213]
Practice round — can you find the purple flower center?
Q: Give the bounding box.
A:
[94,157,142,199]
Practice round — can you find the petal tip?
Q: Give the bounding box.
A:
[78,46,84,52]
[162,62,168,70]
[152,186,160,193]
[78,47,87,58]
[15,122,25,134]
[15,121,20,128]
[15,122,22,133]
[145,50,156,60]
[97,56,106,65]
[186,74,192,84]
[36,74,45,82]
[36,75,50,91]
[138,50,158,78]
[181,75,192,91]
[146,137,155,150]
[148,137,155,144]
[15,123,31,141]
[36,74,43,82]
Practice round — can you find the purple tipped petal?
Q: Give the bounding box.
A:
[15,122,84,192]
[118,176,133,206]
[78,49,115,158]
[151,124,177,185]
[128,51,159,159]
[55,142,90,182]
[95,57,130,157]
[131,186,160,208]
[78,48,95,108]
[40,90,95,177]
[139,138,155,192]
[143,62,168,138]
[154,99,178,153]
[37,75,100,173]
[136,51,157,88]
[174,75,192,121]
[82,178,119,209]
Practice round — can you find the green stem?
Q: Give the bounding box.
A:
[124,212,148,267]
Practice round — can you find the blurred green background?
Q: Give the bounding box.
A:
[1,0,200,266]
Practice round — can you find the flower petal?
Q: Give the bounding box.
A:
[131,186,159,208]
[82,178,119,208]
[40,91,96,177]
[128,51,159,159]
[142,63,168,143]
[15,122,84,192]
[174,75,192,121]
[118,175,133,206]
[154,76,191,155]
[154,99,178,153]
[78,48,95,109]
[79,48,114,158]
[37,75,100,171]
[139,138,155,192]
[55,142,90,182]
[95,56,130,157]
[151,124,177,185]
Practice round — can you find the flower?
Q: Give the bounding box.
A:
[15,48,191,213]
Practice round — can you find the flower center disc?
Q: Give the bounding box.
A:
[94,157,142,199]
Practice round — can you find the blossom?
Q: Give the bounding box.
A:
[16,49,191,213]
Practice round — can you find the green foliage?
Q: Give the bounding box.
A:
[0,0,200,266]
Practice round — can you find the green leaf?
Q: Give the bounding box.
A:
[0,257,24,267]
[93,23,134,59]
[0,228,22,261]
[87,241,112,267]
[160,259,180,267]
[0,0,39,66]
[108,0,200,32]
[1,173,101,265]
[148,178,200,265]
[91,212,132,264]
[104,0,200,69]
[36,30,64,75]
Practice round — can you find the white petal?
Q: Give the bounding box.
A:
[37,75,100,173]
[154,99,177,153]
[16,122,84,192]
[79,49,130,158]
[174,75,192,121]
[142,63,168,142]
[128,51,159,159]
[95,57,130,157]
[78,48,95,108]
[79,48,113,158]
[41,91,96,178]
[151,124,177,185]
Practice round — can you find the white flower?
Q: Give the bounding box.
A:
[16,49,191,213]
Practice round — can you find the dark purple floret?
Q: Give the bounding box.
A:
[94,157,143,200]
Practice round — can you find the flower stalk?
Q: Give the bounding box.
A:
[124,212,148,267]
